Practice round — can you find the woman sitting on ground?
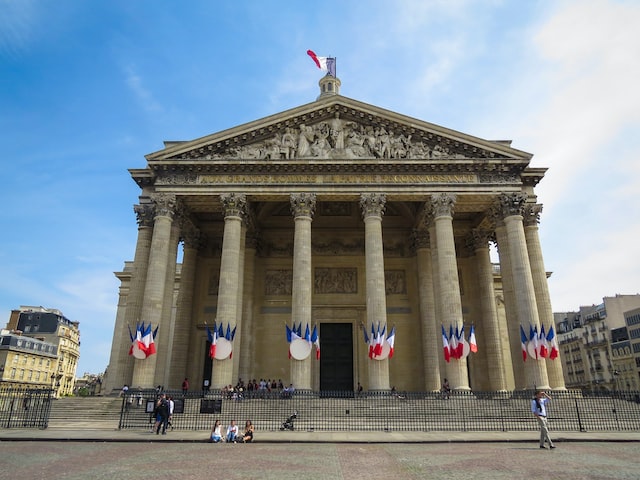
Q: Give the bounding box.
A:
[209,419,223,443]
[239,420,254,443]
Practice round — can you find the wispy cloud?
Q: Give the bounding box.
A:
[0,0,38,56]
[123,64,163,113]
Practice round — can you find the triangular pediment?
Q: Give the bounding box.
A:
[145,95,532,164]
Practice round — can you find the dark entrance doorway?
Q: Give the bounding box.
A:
[202,340,213,391]
[320,323,354,392]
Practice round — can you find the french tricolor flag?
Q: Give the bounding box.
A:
[307,50,336,77]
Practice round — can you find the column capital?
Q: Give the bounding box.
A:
[220,193,247,219]
[523,203,543,227]
[493,192,528,219]
[431,193,456,218]
[466,228,492,252]
[133,204,155,228]
[412,228,431,250]
[290,193,317,218]
[181,222,202,250]
[360,193,386,219]
[150,193,178,219]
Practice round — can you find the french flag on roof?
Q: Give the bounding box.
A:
[307,50,336,77]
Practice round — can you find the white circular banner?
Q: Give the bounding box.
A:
[373,341,391,360]
[289,338,312,360]
[132,343,146,360]
[214,338,233,360]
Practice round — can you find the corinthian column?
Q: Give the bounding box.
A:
[132,194,177,388]
[413,228,441,391]
[524,204,566,390]
[211,193,246,389]
[360,193,390,391]
[290,193,316,390]
[431,193,468,390]
[496,193,549,390]
[469,228,508,391]
[169,220,200,388]
[105,204,154,393]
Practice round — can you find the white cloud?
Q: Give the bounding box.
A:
[123,64,163,113]
[0,0,38,56]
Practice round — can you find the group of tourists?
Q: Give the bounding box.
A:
[210,419,254,443]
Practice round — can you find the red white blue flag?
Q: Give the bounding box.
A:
[307,50,336,77]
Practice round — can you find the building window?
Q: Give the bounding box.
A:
[10,368,16,379]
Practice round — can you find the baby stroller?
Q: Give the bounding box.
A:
[280,410,297,431]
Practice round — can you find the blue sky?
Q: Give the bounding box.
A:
[1,0,639,376]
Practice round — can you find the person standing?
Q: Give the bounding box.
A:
[532,390,556,449]
[182,378,189,395]
[155,394,170,435]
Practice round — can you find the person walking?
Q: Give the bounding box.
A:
[532,390,556,449]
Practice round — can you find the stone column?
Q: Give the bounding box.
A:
[360,193,390,391]
[469,228,508,391]
[157,218,181,387]
[492,212,524,389]
[414,228,441,391]
[524,204,566,390]
[132,194,177,388]
[496,193,549,390]
[290,193,316,390]
[431,193,469,390]
[104,204,154,393]
[232,220,247,381]
[168,220,200,388]
[211,193,246,389]
[239,231,258,382]
[429,223,446,377]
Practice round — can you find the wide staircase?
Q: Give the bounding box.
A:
[47,396,123,430]
[42,391,640,432]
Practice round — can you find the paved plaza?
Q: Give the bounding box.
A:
[1,439,639,480]
[1,427,640,480]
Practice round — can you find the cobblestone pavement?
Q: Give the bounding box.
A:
[0,441,639,480]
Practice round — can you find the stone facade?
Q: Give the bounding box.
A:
[103,77,564,393]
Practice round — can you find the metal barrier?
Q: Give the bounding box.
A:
[118,389,640,433]
[0,386,54,429]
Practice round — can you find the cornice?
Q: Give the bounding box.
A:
[144,96,533,163]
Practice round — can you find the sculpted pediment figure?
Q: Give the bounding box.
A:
[147,96,531,163]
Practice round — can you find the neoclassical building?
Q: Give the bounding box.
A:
[104,75,565,393]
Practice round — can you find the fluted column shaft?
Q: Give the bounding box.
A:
[239,233,257,382]
[168,223,200,388]
[157,220,180,387]
[470,229,508,391]
[290,193,316,390]
[493,220,524,388]
[360,193,390,390]
[498,194,549,389]
[524,205,566,390]
[212,193,246,389]
[105,204,153,393]
[232,222,247,382]
[431,193,468,390]
[414,229,441,391]
[132,194,177,388]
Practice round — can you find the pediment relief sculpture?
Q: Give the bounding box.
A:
[164,103,512,162]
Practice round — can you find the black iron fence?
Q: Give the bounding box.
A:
[118,389,640,433]
[0,385,53,429]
